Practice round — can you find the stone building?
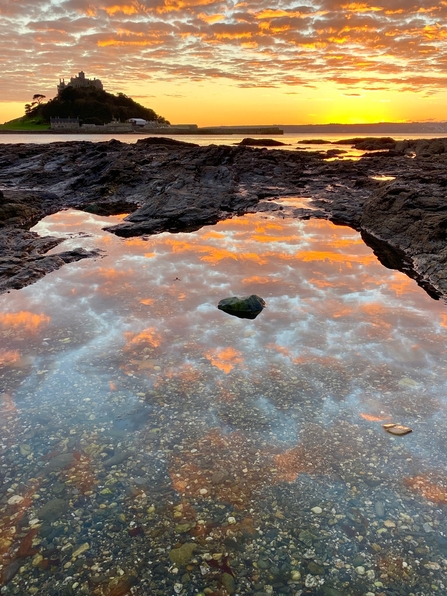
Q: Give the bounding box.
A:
[57,71,103,94]
[50,117,80,130]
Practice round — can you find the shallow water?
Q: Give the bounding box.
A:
[1,210,447,595]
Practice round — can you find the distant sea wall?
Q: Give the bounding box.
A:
[0,126,285,135]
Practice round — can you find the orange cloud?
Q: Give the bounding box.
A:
[404,475,447,504]
[0,311,50,333]
[242,275,274,284]
[198,12,225,23]
[104,4,141,16]
[125,327,162,349]
[98,39,163,47]
[204,346,244,373]
[0,350,21,366]
[359,413,387,422]
[158,0,217,13]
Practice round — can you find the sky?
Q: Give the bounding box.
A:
[1,0,447,126]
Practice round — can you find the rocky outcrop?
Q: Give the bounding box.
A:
[361,184,447,297]
[0,189,100,292]
[238,138,289,147]
[1,137,447,300]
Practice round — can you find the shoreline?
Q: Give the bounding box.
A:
[0,127,285,136]
[1,137,447,300]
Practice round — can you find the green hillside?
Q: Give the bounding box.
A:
[0,117,49,130]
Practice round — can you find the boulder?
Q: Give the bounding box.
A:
[238,138,288,147]
[217,295,265,319]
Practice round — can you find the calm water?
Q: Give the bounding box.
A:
[1,210,447,595]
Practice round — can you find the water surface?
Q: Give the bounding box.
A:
[1,210,447,595]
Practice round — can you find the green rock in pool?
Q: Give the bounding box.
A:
[217,295,265,319]
[222,572,236,594]
[37,498,69,522]
[169,543,197,567]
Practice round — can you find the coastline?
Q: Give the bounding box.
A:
[1,136,447,301]
[0,126,285,136]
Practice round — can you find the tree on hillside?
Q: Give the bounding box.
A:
[32,94,46,105]
[24,94,47,118]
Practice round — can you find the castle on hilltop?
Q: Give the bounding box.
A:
[57,71,103,94]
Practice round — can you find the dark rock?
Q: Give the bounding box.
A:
[1,559,20,584]
[222,572,236,594]
[37,498,69,522]
[336,136,396,150]
[44,452,76,473]
[103,450,131,467]
[308,561,325,575]
[238,138,288,146]
[136,136,199,147]
[298,139,332,144]
[218,295,266,319]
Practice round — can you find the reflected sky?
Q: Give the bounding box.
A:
[1,209,447,593]
[5,210,447,454]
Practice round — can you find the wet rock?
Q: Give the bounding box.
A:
[136,136,199,147]
[1,559,21,584]
[217,295,266,319]
[45,452,75,473]
[308,562,325,575]
[238,138,288,147]
[37,498,69,522]
[222,572,236,594]
[382,423,412,436]
[337,137,396,151]
[103,450,131,467]
[169,543,197,567]
[375,501,385,518]
[298,139,331,145]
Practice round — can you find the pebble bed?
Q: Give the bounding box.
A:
[1,210,447,596]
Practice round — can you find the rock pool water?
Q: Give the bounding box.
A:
[1,210,447,596]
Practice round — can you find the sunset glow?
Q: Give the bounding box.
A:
[1,0,447,124]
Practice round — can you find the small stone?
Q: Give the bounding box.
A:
[384,520,396,528]
[308,561,325,575]
[7,495,24,505]
[355,566,366,575]
[227,516,236,524]
[382,423,412,436]
[72,542,89,558]
[423,522,434,533]
[424,562,441,570]
[375,501,385,518]
[100,488,113,496]
[222,572,235,594]
[304,574,319,588]
[290,570,301,581]
[311,506,323,514]
[169,543,197,567]
[19,444,32,456]
[175,522,195,534]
